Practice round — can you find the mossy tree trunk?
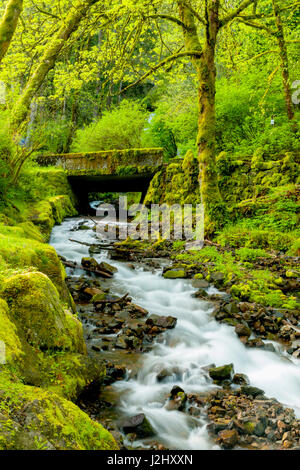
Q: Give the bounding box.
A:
[178,0,224,230]
[10,0,100,133]
[196,1,223,225]
[0,0,23,64]
[272,0,295,121]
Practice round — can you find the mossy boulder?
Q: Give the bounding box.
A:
[1,272,85,353]
[0,235,72,307]
[29,195,76,238]
[209,364,234,381]
[0,299,23,364]
[163,269,186,279]
[0,372,118,450]
[0,272,107,402]
[41,353,106,400]
[243,419,266,437]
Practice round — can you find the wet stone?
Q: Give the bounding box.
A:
[120,414,155,438]
[241,386,265,398]
[217,429,238,449]
[146,314,177,329]
[209,364,234,381]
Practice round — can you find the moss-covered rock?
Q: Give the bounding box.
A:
[1,272,85,353]
[0,167,117,450]
[144,150,200,206]
[0,235,73,307]
[0,372,118,450]
[209,364,234,381]
[163,269,186,279]
[28,195,76,238]
[0,298,23,363]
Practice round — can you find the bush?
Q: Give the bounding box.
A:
[141,117,177,160]
[71,100,148,152]
[31,118,70,154]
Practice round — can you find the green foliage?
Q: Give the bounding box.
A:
[146,72,300,159]
[31,117,70,154]
[0,111,13,159]
[215,73,300,156]
[216,224,298,252]
[145,82,198,156]
[235,247,271,262]
[141,116,177,160]
[71,100,148,152]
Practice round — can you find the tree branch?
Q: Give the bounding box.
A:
[220,0,257,27]
[30,0,60,19]
[237,13,274,20]
[148,14,187,29]
[237,49,277,62]
[239,19,276,36]
[119,50,203,95]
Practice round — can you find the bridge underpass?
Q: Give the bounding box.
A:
[36,148,163,213]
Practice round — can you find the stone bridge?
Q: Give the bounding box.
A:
[37,148,163,211]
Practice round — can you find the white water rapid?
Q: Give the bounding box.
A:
[50,216,300,450]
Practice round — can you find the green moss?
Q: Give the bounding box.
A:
[163,269,186,279]
[243,421,256,434]
[28,195,76,238]
[1,272,86,353]
[0,235,71,305]
[0,166,118,449]
[0,221,44,242]
[0,299,23,363]
[40,352,106,400]
[144,150,200,206]
[0,372,118,450]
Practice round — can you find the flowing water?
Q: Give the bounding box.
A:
[50,215,300,450]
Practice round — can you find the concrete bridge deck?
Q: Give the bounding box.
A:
[36,148,163,175]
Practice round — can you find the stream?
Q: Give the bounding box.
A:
[50,212,300,450]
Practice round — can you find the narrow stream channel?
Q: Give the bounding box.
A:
[50,213,300,450]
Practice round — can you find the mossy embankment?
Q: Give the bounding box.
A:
[0,166,118,450]
[122,149,300,314]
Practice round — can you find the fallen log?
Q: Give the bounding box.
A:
[69,239,115,250]
[61,259,113,278]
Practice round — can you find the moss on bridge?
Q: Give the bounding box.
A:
[36,148,164,176]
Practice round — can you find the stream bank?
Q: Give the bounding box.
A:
[0,169,118,450]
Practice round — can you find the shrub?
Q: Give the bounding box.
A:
[71,100,148,152]
[141,117,177,160]
[31,117,70,154]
